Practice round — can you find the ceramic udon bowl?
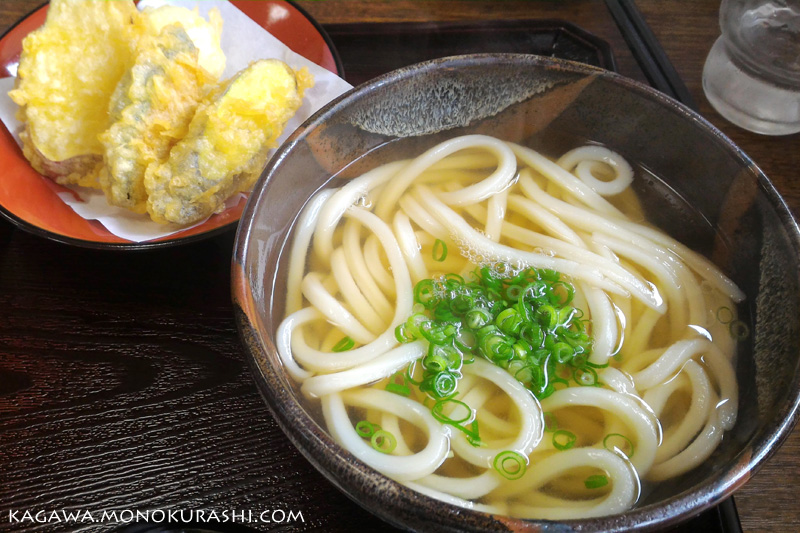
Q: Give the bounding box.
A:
[232,54,800,532]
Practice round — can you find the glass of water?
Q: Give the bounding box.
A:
[702,0,800,136]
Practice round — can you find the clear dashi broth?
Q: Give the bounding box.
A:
[274,133,750,520]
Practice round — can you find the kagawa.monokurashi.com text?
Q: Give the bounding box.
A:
[6,508,306,526]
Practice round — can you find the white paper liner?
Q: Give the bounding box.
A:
[0,0,352,242]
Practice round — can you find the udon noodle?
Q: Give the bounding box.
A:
[277,134,746,519]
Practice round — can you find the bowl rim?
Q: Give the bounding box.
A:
[233,52,800,532]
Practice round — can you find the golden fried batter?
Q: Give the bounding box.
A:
[9,0,141,185]
[145,59,314,225]
[9,1,314,228]
[140,5,226,80]
[98,24,215,212]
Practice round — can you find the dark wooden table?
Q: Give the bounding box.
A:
[0,1,797,532]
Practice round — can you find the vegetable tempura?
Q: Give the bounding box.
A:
[145,59,313,225]
[9,0,141,186]
[8,0,314,227]
[99,23,217,211]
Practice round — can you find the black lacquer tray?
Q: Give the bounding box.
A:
[324,19,616,86]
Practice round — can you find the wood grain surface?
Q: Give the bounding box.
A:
[0,1,797,532]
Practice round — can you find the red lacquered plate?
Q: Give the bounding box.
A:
[0,1,343,250]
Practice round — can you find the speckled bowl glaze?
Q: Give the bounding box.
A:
[232,54,800,532]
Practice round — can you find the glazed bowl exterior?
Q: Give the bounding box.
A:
[232,54,800,532]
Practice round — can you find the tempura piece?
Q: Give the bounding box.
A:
[145,59,314,225]
[140,5,226,79]
[9,0,141,186]
[98,25,216,211]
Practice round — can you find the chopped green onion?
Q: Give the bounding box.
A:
[573,366,599,387]
[432,239,448,262]
[550,281,575,305]
[332,336,355,352]
[540,269,560,282]
[729,319,750,340]
[451,293,474,314]
[493,450,527,480]
[394,323,414,344]
[513,365,533,383]
[504,284,524,302]
[431,398,482,446]
[414,279,438,309]
[385,382,411,396]
[538,304,559,329]
[464,419,482,447]
[465,307,493,329]
[404,361,423,386]
[553,342,574,363]
[569,354,588,368]
[481,333,513,362]
[355,420,379,438]
[528,364,549,397]
[432,398,473,424]
[603,433,635,459]
[716,306,734,324]
[519,323,543,348]
[443,273,464,287]
[543,412,558,432]
[385,372,411,397]
[512,340,531,360]
[422,352,449,373]
[553,429,577,450]
[432,372,458,398]
[454,329,476,351]
[557,306,575,325]
[426,342,460,368]
[419,321,450,344]
[496,308,523,335]
[371,430,397,454]
[584,474,609,489]
[396,264,594,435]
